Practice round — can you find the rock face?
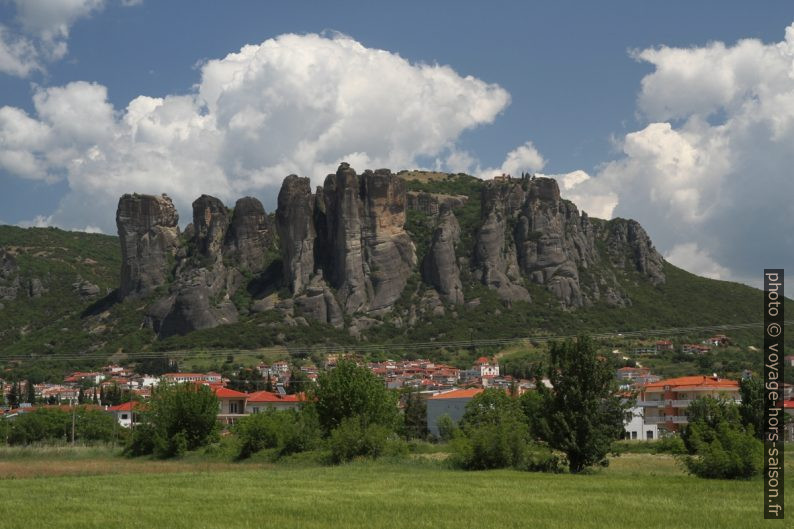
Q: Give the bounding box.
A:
[192,194,230,262]
[116,194,180,299]
[117,192,277,338]
[406,191,468,216]
[474,182,531,303]
[422,206,464,305]
[320,165,417,313]
[276,175,316,294]
[472,176,665,307]
[116,167,666,337]
[602,219,666,286]
[224,197,273,273]
[276,164,417,316]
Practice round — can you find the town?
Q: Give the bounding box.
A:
[3,336,793,442]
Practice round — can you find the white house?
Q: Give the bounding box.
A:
[107,401,142,428]
[623,405,659,441]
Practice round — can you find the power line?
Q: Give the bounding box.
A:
[1,320,789,364]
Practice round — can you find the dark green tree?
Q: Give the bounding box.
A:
[287,369,310,394]
[401,388,428,440]
[78,388,85,405]
[682,397,742,454]
[738,376,764,438]
[8,382,19,408]
[25,380,35,404]
[533,336,628,473]
[310,360,398,435]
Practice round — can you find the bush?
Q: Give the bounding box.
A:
[125,422,157,457]
[328,416,393,463]
[653,435,686,455]
[436,414,457,442]
[449,418,529,470]
[235,408,321,460]
[682,421,762,479]
[525,444,566,473]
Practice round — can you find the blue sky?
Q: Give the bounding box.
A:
[0,1,792,289]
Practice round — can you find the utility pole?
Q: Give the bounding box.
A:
[71,397,76,444]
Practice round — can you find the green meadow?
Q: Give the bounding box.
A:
[0,447,789,529]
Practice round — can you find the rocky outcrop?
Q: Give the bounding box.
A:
[192,194,230,262]
[319,164,417,313]
[406,191,468,216]
[116,194,180,298]
[602,219,666,286]
[422,206,464,305]
[73,278,100,298]
[294,274,344,328]
[276,175,316,294]
[156,283,239,337]
[472,176,665,307]
[473,182,531,303]
[224,197,273,273]
[116,167,667,337]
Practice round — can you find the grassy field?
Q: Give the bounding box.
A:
[0,447,790,529]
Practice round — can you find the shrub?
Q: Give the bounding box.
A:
[524,444,566,473]
[682,421,763,479]
[449,418,529,470]
[235,408,321,460]
[436,414,457,442]
[328,416,393,463]
[653,435,686,455]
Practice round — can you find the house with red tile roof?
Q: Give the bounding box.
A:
[107,401,145,428]
[636,375,740,431]
[244,391,305,414]
[211,386,248,424]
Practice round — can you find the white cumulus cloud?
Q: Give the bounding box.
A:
[0,0,111,77]
[2,33,511,231]
[597,22,794,285]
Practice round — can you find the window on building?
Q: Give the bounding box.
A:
[631,431,638,439]
[646,430,654,440]
[229,402,241,414]
[121,414,128,420]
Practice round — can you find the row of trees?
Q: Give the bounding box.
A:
[0,406,121,445]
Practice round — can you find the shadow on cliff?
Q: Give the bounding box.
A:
[81,289,120,318]
[248,258,284,299]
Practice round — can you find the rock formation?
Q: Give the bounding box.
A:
[472,175,665,307]
[116,194,180,298]
[276,175,316,294]
[320,165,416,313]
[224,197,273,273]
[422,205,464,305]
[115,166,666,337]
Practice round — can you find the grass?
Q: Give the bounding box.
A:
[0,448,790,528]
